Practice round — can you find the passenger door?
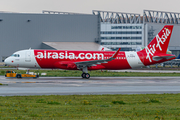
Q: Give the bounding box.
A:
[25,51,31,62]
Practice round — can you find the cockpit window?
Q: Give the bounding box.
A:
[11,54,20,57]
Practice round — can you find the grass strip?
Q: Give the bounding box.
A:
[0,69,180,77]
[0,94,180,119]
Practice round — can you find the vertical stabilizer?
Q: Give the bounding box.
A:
[140,25,174,63]
[145,25,173,54]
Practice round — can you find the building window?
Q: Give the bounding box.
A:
[103,42,142,45]
[111,26,142,29]
[136,42,142,45]
[101,37,142,40]
[101,31,142,34]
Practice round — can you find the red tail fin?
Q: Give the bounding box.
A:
[145,25,173,54]
[140,25,174,63]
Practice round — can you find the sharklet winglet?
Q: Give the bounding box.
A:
[112,48,121,58]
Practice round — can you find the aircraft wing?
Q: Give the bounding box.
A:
[153,54,176,61]
[75,48,121,69]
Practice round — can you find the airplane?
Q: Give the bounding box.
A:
[5,25,176,79]
[174,54,180,60]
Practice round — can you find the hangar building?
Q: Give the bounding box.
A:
[0,10,180,62]
[93,10,180,56]
[0,11,100,62]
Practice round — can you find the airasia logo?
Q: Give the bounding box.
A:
[36,51,104,60]
[145,28,171,62]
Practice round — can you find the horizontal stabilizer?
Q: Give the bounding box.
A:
[153,55,175,61]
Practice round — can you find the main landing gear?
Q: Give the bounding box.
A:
[81,67,90,79]
[81,73,90,79]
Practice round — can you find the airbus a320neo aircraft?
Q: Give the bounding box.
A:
[5,25,176,79]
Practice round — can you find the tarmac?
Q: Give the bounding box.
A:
[0,76,180,96]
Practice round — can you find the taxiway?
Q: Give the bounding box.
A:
[0,76,180,96]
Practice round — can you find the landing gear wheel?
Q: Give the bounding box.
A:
[81,73,86,78]
[81,73,90,79]
[85,73,90,79]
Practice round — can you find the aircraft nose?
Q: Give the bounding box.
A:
[4,57,12,65]
[4,57,8,65]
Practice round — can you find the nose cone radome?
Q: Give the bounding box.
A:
[4,58,8,64]
[4,57,12,66]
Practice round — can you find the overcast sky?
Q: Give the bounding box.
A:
[0,0,179,14]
